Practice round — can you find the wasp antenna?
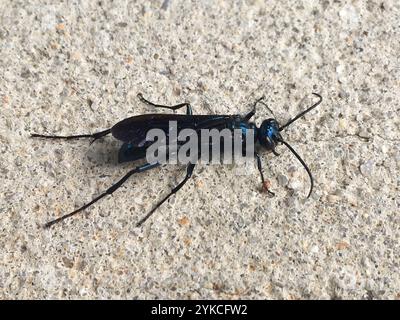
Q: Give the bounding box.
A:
[279,93,322,131]
[278,139,313,198]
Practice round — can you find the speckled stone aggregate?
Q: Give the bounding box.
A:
[0,0,399,299]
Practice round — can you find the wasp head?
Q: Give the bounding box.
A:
[258,118,282,151]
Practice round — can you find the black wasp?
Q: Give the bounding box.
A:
[32,92,322,228]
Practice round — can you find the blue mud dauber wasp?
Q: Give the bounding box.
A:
[32,92,322,228]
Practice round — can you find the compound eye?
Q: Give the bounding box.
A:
[266,125,278,140]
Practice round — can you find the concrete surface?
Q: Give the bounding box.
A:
[1,0,399,299]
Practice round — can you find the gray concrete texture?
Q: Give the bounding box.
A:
[0,0,399,299]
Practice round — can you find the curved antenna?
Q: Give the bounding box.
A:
[279,93,322,131]
[278,139,314,198]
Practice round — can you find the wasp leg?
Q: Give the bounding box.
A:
[244,96,264,120]
[255,152,275,197]
[137,93,192,115]
[31,128,111,144]
[44,162,160,228]
[136,163,195,227]
[272,149,280,156]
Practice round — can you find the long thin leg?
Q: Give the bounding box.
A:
[137,93,193,115]
[44,162,160,228]
[255,152,275,197]
[244,96,264,121]
[31,128,111,144]
[136,163,195,227]
[257,100,277,119]
[244,96,277,121]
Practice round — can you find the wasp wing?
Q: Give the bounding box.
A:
[111,114,233,146]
